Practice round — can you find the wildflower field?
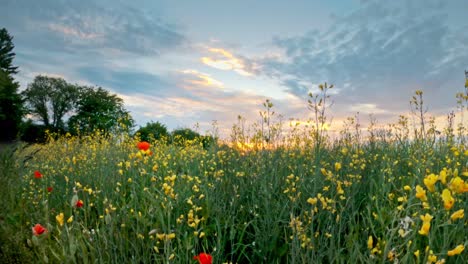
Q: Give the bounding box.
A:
[0,89,467,264]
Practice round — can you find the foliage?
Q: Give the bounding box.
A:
[0,143,36,262]
[19,120,48,143]
[0,28,23,141]
[0,28,18,75]
[68,86,134,135]
[171,127,201,142]
[136,121,169,142]
[0,70,23,141]
[22,75,79,131]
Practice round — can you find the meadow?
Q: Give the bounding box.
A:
[0,88,467,263]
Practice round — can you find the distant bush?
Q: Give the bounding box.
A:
[136,121,169,142]
[19,121,48,143]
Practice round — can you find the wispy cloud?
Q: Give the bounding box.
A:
[47,23,101,40]
[258,0,467,114]
[179,70,224,88]
[2,0,186,57]
[201,47,257,76]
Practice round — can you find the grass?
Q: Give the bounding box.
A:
[0,88,467,263]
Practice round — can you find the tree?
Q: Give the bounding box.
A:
[171,128,215,148]
[68,87,134,134]
[136,121,169,142]
[0,70,23,141]
[0,28,18,75]
[0,28,23,141]
[22,75,79,130]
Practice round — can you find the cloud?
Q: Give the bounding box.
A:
[47,23,100,40]
[349,104,388,114]
[1,0,185,56]
[179,70,224,89]
[201,47,258,76]
[259,0,468,115]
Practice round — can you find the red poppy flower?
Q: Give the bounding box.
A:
[193,253,212,264]
[34,170,42,179]
[76,199,84,208]
[32,224,47,236]
[137,141,150,151]
[47,187,53,192]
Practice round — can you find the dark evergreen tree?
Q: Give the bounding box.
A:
[0,70,23,141]
[0,28,23,141]
[0,28,18,75]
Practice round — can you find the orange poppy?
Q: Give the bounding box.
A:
[32,224,47,236]
[193,253,212,264]
[34,170,42,179]
[137,141,150,151]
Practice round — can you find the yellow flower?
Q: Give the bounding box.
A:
[404,185,411,191]
[414,250,420,257]
[367,236,373,250]
[450,209,464,220]
[418,213,433,236]
[334,162,342,171]
[420,213,433,222]
[447,245,464,256]
[419,222,431,236]
[441,189,455,210]
[387,250,396,261]
[415,185,427,201]
[439,169,447,184]
[67,216,73,223]
[449,177,465,194]
[427,252,437,263]
[55,213,64,227]
[307,197,318,205]
[424,174,438,192]
[320,168,327,176]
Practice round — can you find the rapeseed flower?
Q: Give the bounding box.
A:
[415,185,427,201]
[335,162,342,171]
[424,174,438,192]
[56,213,64,226]
[427,251,437,263]
[418,213,433,236]
[447,245,464,256]
[439,169,447,184]
[449,177,465,193]
[441,189,454,210]
[450,209,464,220]
[367,236,373,250]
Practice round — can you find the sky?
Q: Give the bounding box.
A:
[1,0,467,137]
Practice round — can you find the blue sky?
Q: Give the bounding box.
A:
[1,0,467,136]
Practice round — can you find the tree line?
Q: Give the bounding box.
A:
[0,27,210,144]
